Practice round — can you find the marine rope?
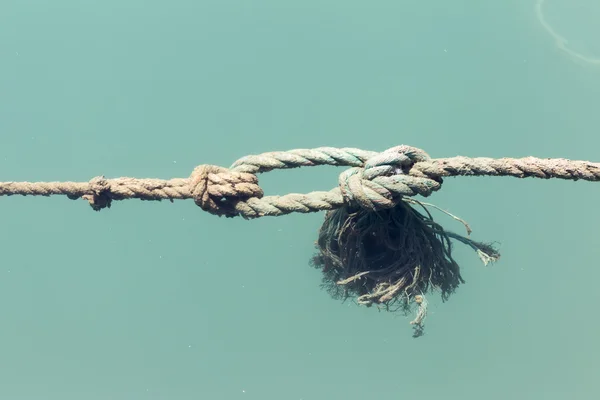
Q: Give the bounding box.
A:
[0,145,598,216]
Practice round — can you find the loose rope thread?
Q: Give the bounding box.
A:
[0,145,598,217]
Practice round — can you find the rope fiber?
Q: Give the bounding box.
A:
[2,144,598,337]
[1,145,597,216]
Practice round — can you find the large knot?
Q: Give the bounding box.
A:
[338,145,442,211]
[189,165,263,217]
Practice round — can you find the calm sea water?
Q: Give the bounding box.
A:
[1,1,599,399]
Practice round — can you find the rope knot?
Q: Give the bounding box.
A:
[82,176,112,211]
[338,145,442,211]
[189,165,264,217]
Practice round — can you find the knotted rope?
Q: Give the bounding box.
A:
[1,145,597,216]
[3,145,597,337]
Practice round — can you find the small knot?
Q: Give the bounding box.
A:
[83,176,112,211]
[338,145,442,211]
[189,164,264,217]
[363,145,431,178]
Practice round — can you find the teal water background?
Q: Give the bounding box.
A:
[1,1,599,399]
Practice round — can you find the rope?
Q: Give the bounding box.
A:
[1,145,598,217]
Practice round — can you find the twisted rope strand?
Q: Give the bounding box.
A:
[230,147,376,174]
[414,156,600,181]
[0,178,192,200]
[0,146,597,217]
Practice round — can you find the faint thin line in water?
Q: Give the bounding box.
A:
[535,0,600,65]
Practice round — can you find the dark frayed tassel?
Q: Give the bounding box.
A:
[310,198,500,337]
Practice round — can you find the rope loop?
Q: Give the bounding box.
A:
[189,164,263,217]
[338,145,442,211]
[0,144,598,217]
